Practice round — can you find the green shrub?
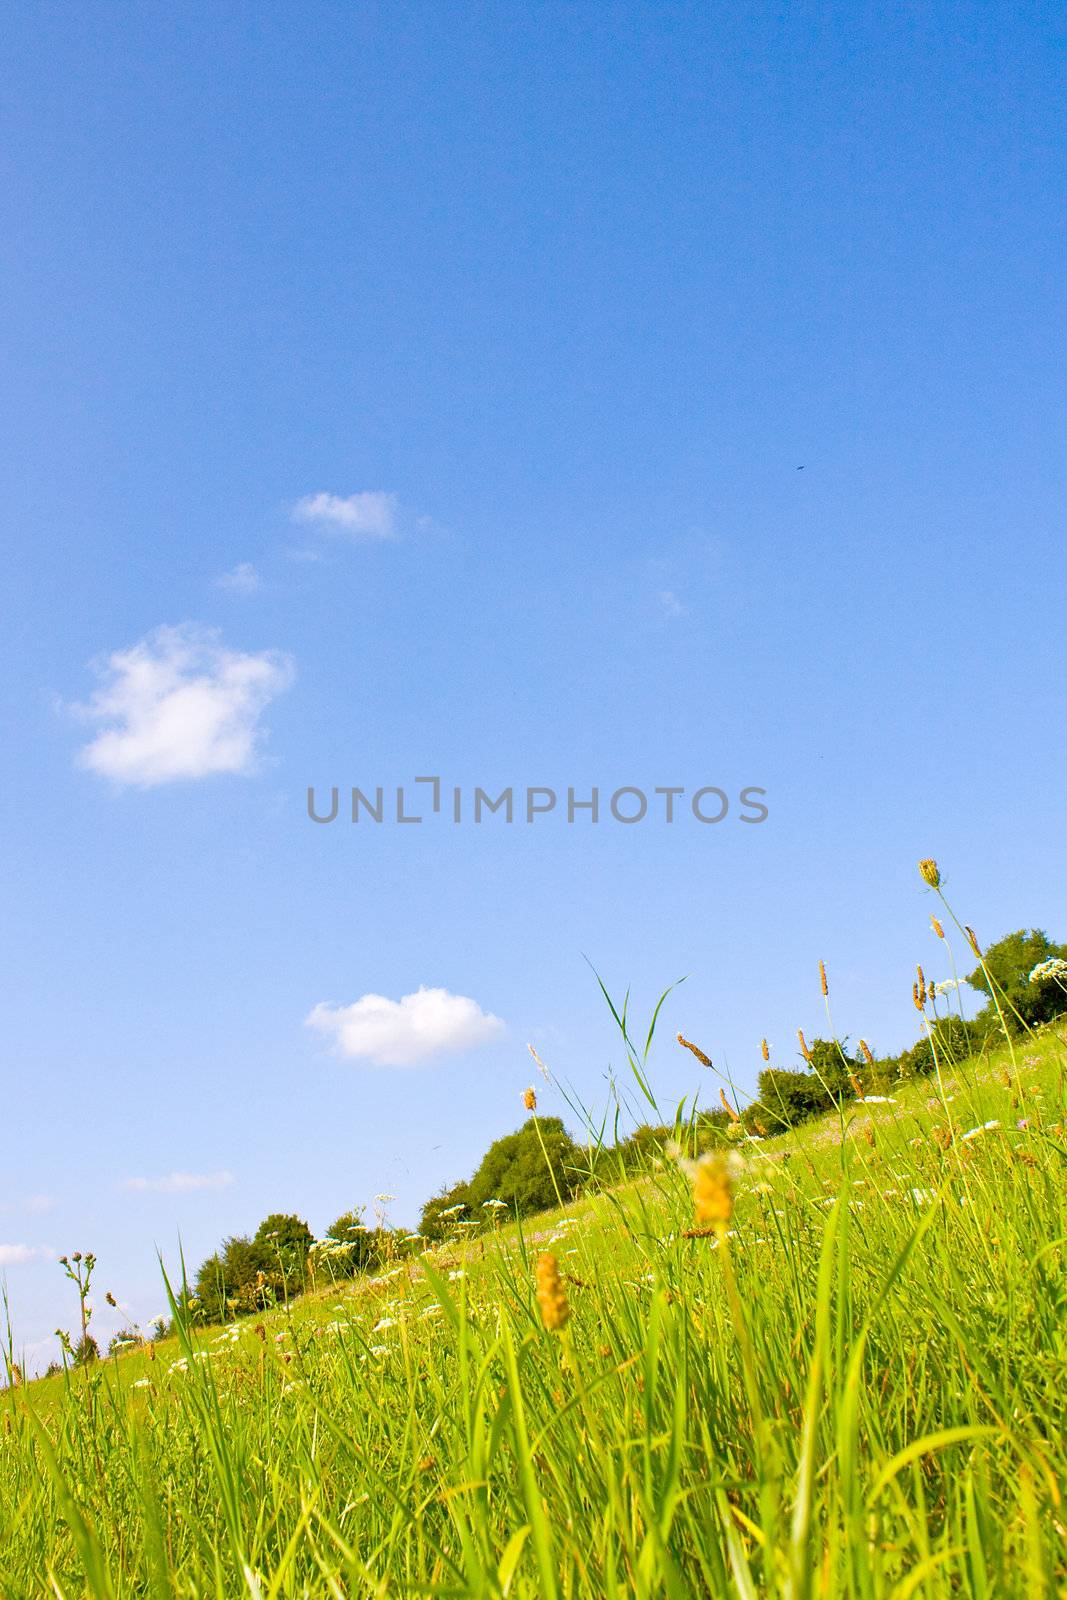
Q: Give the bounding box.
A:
[756,1067,833,1128]
[967,928,1067,1031]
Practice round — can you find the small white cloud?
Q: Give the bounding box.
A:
[120,1171,235,1194]
[0,1244,41,1266]
[659,589,686,617]
[73,624,294,788]
[306,986,505,1067]
[23,1194,56,1215]
[215,563,261,594]
[292,491,397,540]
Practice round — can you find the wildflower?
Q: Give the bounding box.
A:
[482,1198,507,1209]
[692,1151,736,1230]
[797,1029,812,1062]
[523,1086,537,1111]
[1029,958,1067,985]
[677,1033,712,1069]
[931,916,945,939]
[131,1377,152,1389]
[918,859,941,889]
[534,1252,571,1331]
[439,1202,467,1217]
[447,1270,465,1281]
[860,1095,896,1104]
[374,1193,395,1204]
[819,960,828,997]
[419,1303,442,1318]
[859,1038,874,1065]
[372,1318,396,1332]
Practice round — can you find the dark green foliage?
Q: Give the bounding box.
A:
[420,1117,582,1237]
[323,1209,386,1275]
[466,1116,581,1214]
[966,928,1067,1031]
[253,1213,314,1281]
[193,1213,314,1324]
[756,1067,833,1129]
[419,1181,474,1241]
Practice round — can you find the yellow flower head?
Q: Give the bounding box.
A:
[918,858,941,889]
[693,1152,736,1230]
[535,1252,571,1331]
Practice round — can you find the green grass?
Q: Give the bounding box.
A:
[3,1025,1066,1596]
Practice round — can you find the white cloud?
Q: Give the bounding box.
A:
[659,589,686,617]
[0,1244,42,1266]
[23,1194,56,1215]
[74,624,294,788]
[215,562,261,594]
[120,1171,235,1194]
[306,986,505,1067]
[291,491,397,539]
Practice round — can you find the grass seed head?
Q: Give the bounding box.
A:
[693,1152,736,1230]
[931,915,945,939]
[761,1037,769,1062]
[918,858,941,888]
[523,1086,537,1111]
[677,1032,712,1069]
[535,1252,571,1331]
[965,925,982,958]
[819,960,828,997]
[797,1029,812,1062]
[859,1038,874,1065]
[719,1087,740,1122]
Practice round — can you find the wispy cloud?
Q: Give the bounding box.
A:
[215,562,261,594]
[120,1171,235,1194]
[0,1244,44,1266]
[23,1194,56,1215]
[291,491,397,540]
[73,624,294,788]
[306,986,505,1067]
[658,589,687,617]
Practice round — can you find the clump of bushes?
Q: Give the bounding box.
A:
[421,1116,582,1239]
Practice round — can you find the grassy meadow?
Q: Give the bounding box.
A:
[3,938,1067,1594]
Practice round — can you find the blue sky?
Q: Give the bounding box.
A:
[2,2,1064,1366]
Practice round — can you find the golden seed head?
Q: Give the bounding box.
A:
[760,1037,769,1062]
[819,960,828,997]
[523,1086,537,1111]
[931,916,945,939]
[692,1152,735,1230]
[719,1086,740,1123]
[859,1038,874,1065]
[965,925,982,959]
[535,1252,571,1331]
[861,1122,876,1147]
[797,1029,812,1062]
[917,964,925,991]
[677,1032,712,1069]
[849,1072,864,1100]
[147,1342,155,1361]
[918,858,941,889]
